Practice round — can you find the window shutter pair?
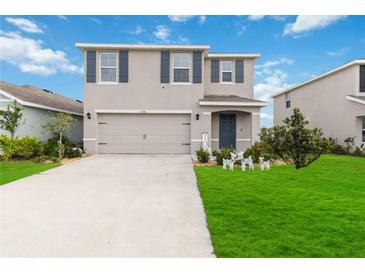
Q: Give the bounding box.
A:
[86,50,128,83]
[210,59,244,83]
[160,51,203,83]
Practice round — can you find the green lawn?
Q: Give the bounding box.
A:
[194,154,365,258]
[0,160,60,185]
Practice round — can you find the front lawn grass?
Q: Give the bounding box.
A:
[194,154,365,257]
[0,160,60,185]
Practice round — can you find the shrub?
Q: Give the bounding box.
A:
[260,108,327,169]
[44,136,82,158]
[0,135,15,160]
[344,137,355,153]
[354,144,365,157]
[196,147,210,163]
[244,141,274,163]
[14,136,44,159]
[215,147,234,165]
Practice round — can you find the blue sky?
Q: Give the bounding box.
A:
[0,15,364,126]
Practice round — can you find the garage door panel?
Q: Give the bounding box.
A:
[97,114,191,154]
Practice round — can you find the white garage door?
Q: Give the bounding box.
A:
[97,113,191,154]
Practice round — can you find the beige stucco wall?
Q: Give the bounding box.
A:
[273,64,365,146]
[83,48,261,154]
[204,58,255,98]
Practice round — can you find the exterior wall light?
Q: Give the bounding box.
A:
[195,113,200,120]
[86,112,91,119]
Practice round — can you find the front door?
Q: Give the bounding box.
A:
[219,114,236,149]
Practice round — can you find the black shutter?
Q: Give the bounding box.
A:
[86,51,96,83]
[211,59,219,83]
[360,65,365,93]
[235,60,244,83]
[192,51,202,83]
[119,51,128,83]
[160,51,170,83]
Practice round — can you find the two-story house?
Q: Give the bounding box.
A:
[272,59,365,146]
[76,43,267,154]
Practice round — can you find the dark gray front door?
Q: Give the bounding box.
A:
[219,114,236,149]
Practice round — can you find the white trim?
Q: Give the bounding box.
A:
[252,112,261,116]
[190,139,202,142]
[95,109,192,114]
[203,112,211,115]
[211,138,219,141]
[272,59,365,98]
[83,138,97,141]
[346,95,365,105]
[237,138,251,142]
[199,101,267,107]
[0,89,83,116]
[169,82,192,86]
[208,53,260,58]
[76,43,210,50]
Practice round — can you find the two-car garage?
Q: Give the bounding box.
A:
[97,113,191,154]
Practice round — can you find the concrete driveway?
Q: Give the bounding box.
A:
[1,155,214,257]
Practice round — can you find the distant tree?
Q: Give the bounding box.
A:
[42,113,75,159]
[260,108,327,169]
[0,100,23,139]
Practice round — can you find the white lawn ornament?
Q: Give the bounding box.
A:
[228,159,234,171]
[259,157,271,171]
[241,159,248,171]
[236,151,244,161]
[247,156,255,171]
[223,159,228,170]
[230,152,236,161]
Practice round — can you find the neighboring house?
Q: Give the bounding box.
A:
[76,43,267,155]
[0,81,83,144]
[272,59,365,146]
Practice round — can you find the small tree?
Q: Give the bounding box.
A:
[0,100,23,139]
[42,113,75,159]
[260,108,326,169]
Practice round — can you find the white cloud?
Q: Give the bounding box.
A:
[326,48,349,57]
[237,24,246,35]
[199,16,206,24]
[168,15,206,24]
[58,15,69,21]
[5,17,43,33]
[254,70,291,101]
[260,112,274,122]
[88,17,103,25]
[0,31,82,76]
[283,15,346,37]
[177,35,190,44]
[247,15,265,21]
[129,25,145,35]
[153,25,171,42]
[256,58,294,69]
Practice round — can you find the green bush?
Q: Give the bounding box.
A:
[196,147,210,163]
[215,147,234,165]
[0,135,15,160]
[14,136,44,159]
[244,141,273,163]
[44,136,83,158]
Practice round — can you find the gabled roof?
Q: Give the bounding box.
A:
[271,59,365,98]
[199,95,267,107]
[0,81,83,116]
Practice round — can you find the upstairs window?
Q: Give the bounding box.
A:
[100,52,117,83]
[221,61,233,83]
[360,65,365,93]
[285,93,291,108]
[173,53,190,83]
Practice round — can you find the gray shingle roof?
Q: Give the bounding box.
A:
[200,95,266,103]
[0,81,83,115]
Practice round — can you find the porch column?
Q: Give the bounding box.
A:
[251,112,261,144]
[201,111,212,149]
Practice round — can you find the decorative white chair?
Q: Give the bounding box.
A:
[259,157,271,171]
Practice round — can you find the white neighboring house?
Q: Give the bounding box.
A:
[0,81,83,144]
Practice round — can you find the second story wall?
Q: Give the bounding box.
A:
[83,49,205,110]
[204,57,255,98]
